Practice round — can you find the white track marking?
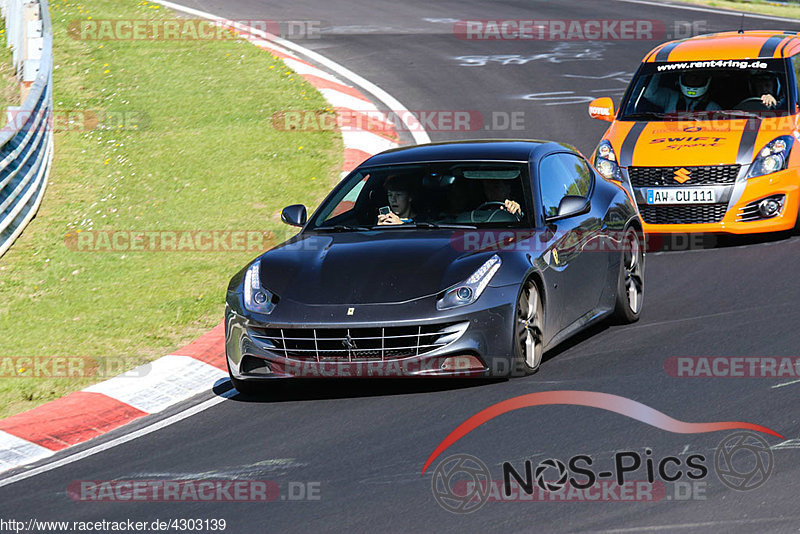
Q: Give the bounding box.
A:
[0,389,236,488]
[154,0,430,144]
[281,58,341,84]
[616,0,800,23]
[244,38,296,58]
[0,432,54,472]
[83,356,227,413]
[318,89,381,112]
[341,130,398,154]
[771,378,800,389]
[771,438,800,449]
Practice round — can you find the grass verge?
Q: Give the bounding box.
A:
[0,0,341,418]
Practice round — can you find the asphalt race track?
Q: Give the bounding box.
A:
[4,1,800,531]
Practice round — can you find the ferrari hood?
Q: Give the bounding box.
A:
[615,118,788,167]
[255,231,495,305]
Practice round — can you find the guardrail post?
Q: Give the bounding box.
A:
[22,0,40,84]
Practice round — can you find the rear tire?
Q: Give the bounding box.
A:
[613,227,644,324]
[514,279,544,376]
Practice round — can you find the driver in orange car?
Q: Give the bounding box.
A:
[751,72,784,109]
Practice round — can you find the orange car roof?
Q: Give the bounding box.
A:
[644,30,800,62]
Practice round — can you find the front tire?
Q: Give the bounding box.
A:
[226,358,264,396]
[515,279,544,375]
[613,226,644,323]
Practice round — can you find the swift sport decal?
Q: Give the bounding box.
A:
[736,118,762,164]
[620,122,647,167]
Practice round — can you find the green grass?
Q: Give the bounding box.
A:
[676,0,800,20]
[0,0,341,417]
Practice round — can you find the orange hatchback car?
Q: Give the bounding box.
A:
[589,31,800,234]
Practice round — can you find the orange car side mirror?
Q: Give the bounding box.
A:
[588,97,615,122]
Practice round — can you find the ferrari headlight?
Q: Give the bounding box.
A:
[243,259,276,315]
[747,136,793,179]
[594,140,622,181]
[437,255,501,310]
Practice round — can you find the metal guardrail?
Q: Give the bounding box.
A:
[0,0,53,258]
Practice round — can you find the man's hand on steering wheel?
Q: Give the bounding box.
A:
[476,200,523,218]
[761,94,777,108]
[503,199,522,216]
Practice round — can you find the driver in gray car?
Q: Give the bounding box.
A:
[482,179,522,216]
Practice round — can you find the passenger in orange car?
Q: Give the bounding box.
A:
[643,72,721,113]
[676,73,721,111]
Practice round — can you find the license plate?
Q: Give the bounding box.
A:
[646,188,716,204]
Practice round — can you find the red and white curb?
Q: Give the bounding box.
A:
[0,6,430,476]
[0,324,227,473]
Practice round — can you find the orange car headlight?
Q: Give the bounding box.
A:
[747,136,793,179]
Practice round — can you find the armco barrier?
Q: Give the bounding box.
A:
[0,0,53,258]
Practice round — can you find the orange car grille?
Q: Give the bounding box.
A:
[629,165,740,187]
[639,204,728,224]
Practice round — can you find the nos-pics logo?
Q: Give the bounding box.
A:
[431,431,774,514]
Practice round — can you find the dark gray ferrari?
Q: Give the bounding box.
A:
[225,140,644,391]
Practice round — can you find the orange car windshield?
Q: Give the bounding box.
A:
[620,59,792,119]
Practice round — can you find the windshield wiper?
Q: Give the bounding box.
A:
[314,224,372,232]
[622,112,669,121]
[317,222,480,231]
[709,110,763,120]
[404,222,478,230]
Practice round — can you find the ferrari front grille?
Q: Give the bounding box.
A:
[247,322,468,361]
[629,165,740,187]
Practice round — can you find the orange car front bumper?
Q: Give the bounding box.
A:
[637,167,800,234]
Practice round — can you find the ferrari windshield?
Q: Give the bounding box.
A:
[620,59,792,119]
[308,161,532,229]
